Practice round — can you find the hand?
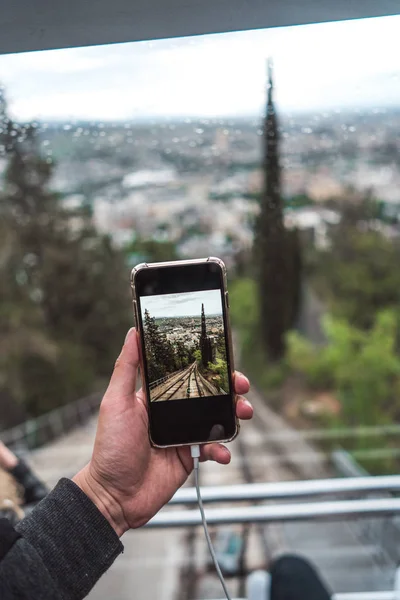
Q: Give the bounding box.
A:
[74,328,253,536]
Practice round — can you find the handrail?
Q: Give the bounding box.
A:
[332,449,400,565]
[245,568,400,600]
[210,594,396,600]
[0,392,102,450]
[334,594,396,600]
[146,497,400,528]
[169,475,400,505]
[149,374,170,390]
[256,424,400,443]
[332,449,371,478]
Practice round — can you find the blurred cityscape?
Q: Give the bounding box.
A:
[34,108,400,264]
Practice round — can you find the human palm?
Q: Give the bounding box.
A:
[74,329,252,535]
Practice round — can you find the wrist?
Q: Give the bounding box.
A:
[73,465,129,538]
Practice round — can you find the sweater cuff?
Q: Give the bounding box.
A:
[17,478,123,600]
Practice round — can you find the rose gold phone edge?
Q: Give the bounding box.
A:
[130,256,239,449]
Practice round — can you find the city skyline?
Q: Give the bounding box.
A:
[0,15,399,121]
[141,290,223,319]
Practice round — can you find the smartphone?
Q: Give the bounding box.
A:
[130,257,238,448]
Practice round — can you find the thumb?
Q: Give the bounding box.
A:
[107,328,140,398]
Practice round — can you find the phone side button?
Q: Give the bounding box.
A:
[132,300,138,326]
[225,291,230,308]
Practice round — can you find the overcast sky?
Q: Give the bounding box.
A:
[0,15,399,122]
[141,290,222,319]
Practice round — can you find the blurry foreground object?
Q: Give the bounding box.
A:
[0,467,24,526]
[247,555,331,600]
[0,440,48,507]
[9,457,48,505]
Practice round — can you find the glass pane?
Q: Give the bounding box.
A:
[0,13,399,600]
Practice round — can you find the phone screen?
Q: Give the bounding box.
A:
[134,261,236,447]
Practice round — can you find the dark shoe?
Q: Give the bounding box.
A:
[10,459,48,505]
[270,555,332,600]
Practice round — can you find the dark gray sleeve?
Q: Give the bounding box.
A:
[0,478,123,600]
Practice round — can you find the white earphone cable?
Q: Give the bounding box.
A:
[191,444,232,600]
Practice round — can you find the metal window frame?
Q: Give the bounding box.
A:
[1,1,400,55]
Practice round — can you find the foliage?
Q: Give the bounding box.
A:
[143,310,169,381]
[312,198,400,330]
[229,277,259,331]
[286,194,314,209]
[0,88,131,425]
[193,349,202,364]
[126,238,178,264]
[18,343,94,416]
[229,277,288,393]
[287,310,400,426]
[143,310,197,382]
[253,61,302,361]
[207,358,229,392]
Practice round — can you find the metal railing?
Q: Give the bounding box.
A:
[332,449,370,478]
[146,497,400,528]
[169,475,400,505]
[149,374,170,390]
[333,449,400,565]
[334,595,397,600]
[243,567,400,600]
[222,596,398,600]
[149,475,400,574]
[0,392,102,451]
[211,596,397,600]
[212,569,400,600]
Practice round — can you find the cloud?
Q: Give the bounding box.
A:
[142,290,222,318]
[0,14,399,121]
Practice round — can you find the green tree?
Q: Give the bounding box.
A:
[287,310,400,426]
[286,228,303,329]
[315,228,400,330]
[216,332,227,362]
[143,309,166,382]
[176,340,191,369]
[193,349,201,362]
[2,128,130,373]
[207,358,229,392]
[0,87,131,423]
[126,238,178,264]
[254,60,302,361]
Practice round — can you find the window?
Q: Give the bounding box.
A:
[1,14,399,598]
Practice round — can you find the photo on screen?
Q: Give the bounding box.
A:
[141,289,229,402]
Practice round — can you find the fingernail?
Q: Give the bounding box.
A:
[243,398,253,409]
[223,447,231,458]
[238,372,250,387]
[236,370,247,379]
[125,328,135,343]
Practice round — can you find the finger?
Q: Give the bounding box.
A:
[200,443,231,464]
[236,396,253,420]
[107,328,140,398]
[234,371,250,395]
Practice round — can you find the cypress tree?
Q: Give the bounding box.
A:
[255,59,287,361]
[255,59,302,360]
